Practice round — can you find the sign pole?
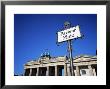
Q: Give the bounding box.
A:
[57,21,82,76]
[64,21,75,76]
[68,40,75,76]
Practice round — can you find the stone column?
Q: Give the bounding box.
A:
[55,65,58,76]
[76,66,80,76]
[36,67,39,76]
[29,68,32,76]
[64,64,67,76]
[88,65,93,76]
[93,68,96,76]
[46,66,49,76]
[67,66,71,76]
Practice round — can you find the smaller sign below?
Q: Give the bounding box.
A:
[57,25,81,43]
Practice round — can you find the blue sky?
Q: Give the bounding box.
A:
[14,14,97,75]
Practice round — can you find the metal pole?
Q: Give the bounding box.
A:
[68,40,75,76]
[64,21,75,76]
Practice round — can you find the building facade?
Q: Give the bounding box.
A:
[24,53,97,76]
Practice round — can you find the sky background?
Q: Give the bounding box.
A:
[14,14,97,75]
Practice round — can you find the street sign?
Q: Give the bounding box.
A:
[57,25,81,43]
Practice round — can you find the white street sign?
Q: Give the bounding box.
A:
[57,25,81,42]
